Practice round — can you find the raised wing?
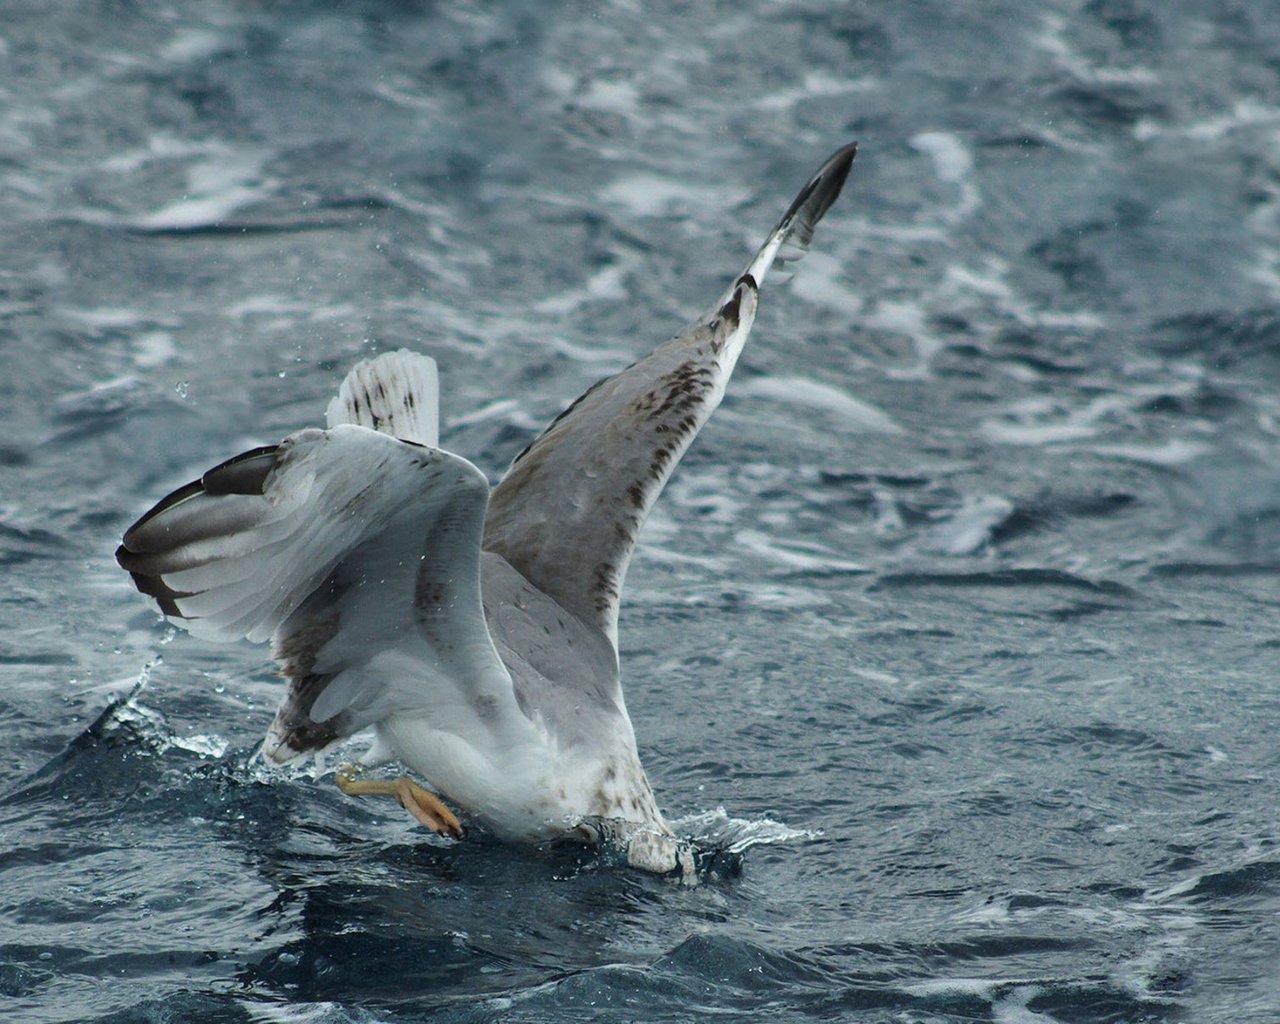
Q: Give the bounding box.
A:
[482,142,857,645]
[117,423,515,763]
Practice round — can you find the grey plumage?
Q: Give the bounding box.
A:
[116,143,857,867]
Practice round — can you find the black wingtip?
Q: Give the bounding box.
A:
[124,566,195,617]
[777,140,857,241]
[120,477,206,549]
[201,444,280,496]
[120,443,281,554]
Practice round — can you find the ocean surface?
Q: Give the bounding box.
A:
[3,1,1280,1021]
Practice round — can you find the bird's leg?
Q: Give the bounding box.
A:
[335,765,463,839]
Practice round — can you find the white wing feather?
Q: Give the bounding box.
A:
[118,423,515,761]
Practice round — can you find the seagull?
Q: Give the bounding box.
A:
[117,142,857,875]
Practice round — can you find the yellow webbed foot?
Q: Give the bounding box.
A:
[335,765,463,839]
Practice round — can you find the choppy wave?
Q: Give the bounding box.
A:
[5,0,1280,1022]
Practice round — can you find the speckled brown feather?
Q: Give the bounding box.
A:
[483,143,856,645]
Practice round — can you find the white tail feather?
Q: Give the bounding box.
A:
[326,349,440,447]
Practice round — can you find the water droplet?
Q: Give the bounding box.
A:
[174,380,189,399]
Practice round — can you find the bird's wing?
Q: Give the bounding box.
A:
[482,142,857,646]
[117,423,517,763]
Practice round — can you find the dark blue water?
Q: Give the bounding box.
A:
[4,2,1280,1021]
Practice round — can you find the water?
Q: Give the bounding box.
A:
[3,1,1280,1021]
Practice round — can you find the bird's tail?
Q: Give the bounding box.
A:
[325,348,440,447]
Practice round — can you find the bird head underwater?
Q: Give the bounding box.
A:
[117,142,857,881]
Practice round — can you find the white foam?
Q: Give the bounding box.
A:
[937,260,1105,333]
[98,134,216,175]
[911,131,980,223]
[1134,97,1280,142]
[788,250,864,317]
[226,295,359,324]
[445,398,524,429]
[905,977,997,999]
[670,806,818,853]
[1142,874,1202,903]
[133,185,264,231]
[575,77,642,116]
[980,394,1138,446]
[129,149,270,230]
[1088,439,1212,465]
[134,331,177,368]
[954,896,1013,926]
[871,489,905,534]
[171,732,229,759]
[159,28,227,63]
[371,77,446,113]
[993,987,1060,1024]
[543,333,632,365]
[752,71,878,112]
[534,259,632,315]
[911,131,973,184]
[865,299,944,371]
[942,259,1016,302]
[981,420,1098,446]
[601,174,750,218]
[663,466,748,524]
[922,495,1015,556]
[736,375,902,433]
[1034,13,1159,87]
[246,1001,358,1024]
[734,529,865,573]
[1246,244,1280,300]
[64,306,152,330]
[849,665,900,686]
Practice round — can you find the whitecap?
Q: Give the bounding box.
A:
[734,529,866,573]
[788,249,865,317]
[752,71,878,113]
[131,186,266,232]
[922,495,1016,556]
[1033,12,1159,87]
[1087,439,1212,466]
[159,28,228,64]
[736,375,902,433]
[911,131,980,223]
[992,986,1059,1024]
[534,258,634,316]
[601,174,751,218]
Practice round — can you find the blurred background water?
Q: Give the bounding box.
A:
[3,1,1280,1021]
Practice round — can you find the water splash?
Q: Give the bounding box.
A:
[86,656,226,759]
[561,808,814,883]
[672,807,819,855]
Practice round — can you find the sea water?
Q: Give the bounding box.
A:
[3,2,1279,1021]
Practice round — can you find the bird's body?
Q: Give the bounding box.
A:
[117,143,857,874]
[382,548,661,842]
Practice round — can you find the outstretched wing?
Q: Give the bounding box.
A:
[117,423,515,763]
[482,142,857,645]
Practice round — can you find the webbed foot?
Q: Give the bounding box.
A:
[335,765,463,839]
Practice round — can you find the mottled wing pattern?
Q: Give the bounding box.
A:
[483,143,856,645]
[117,423,513,762]
[325,348,440,446]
